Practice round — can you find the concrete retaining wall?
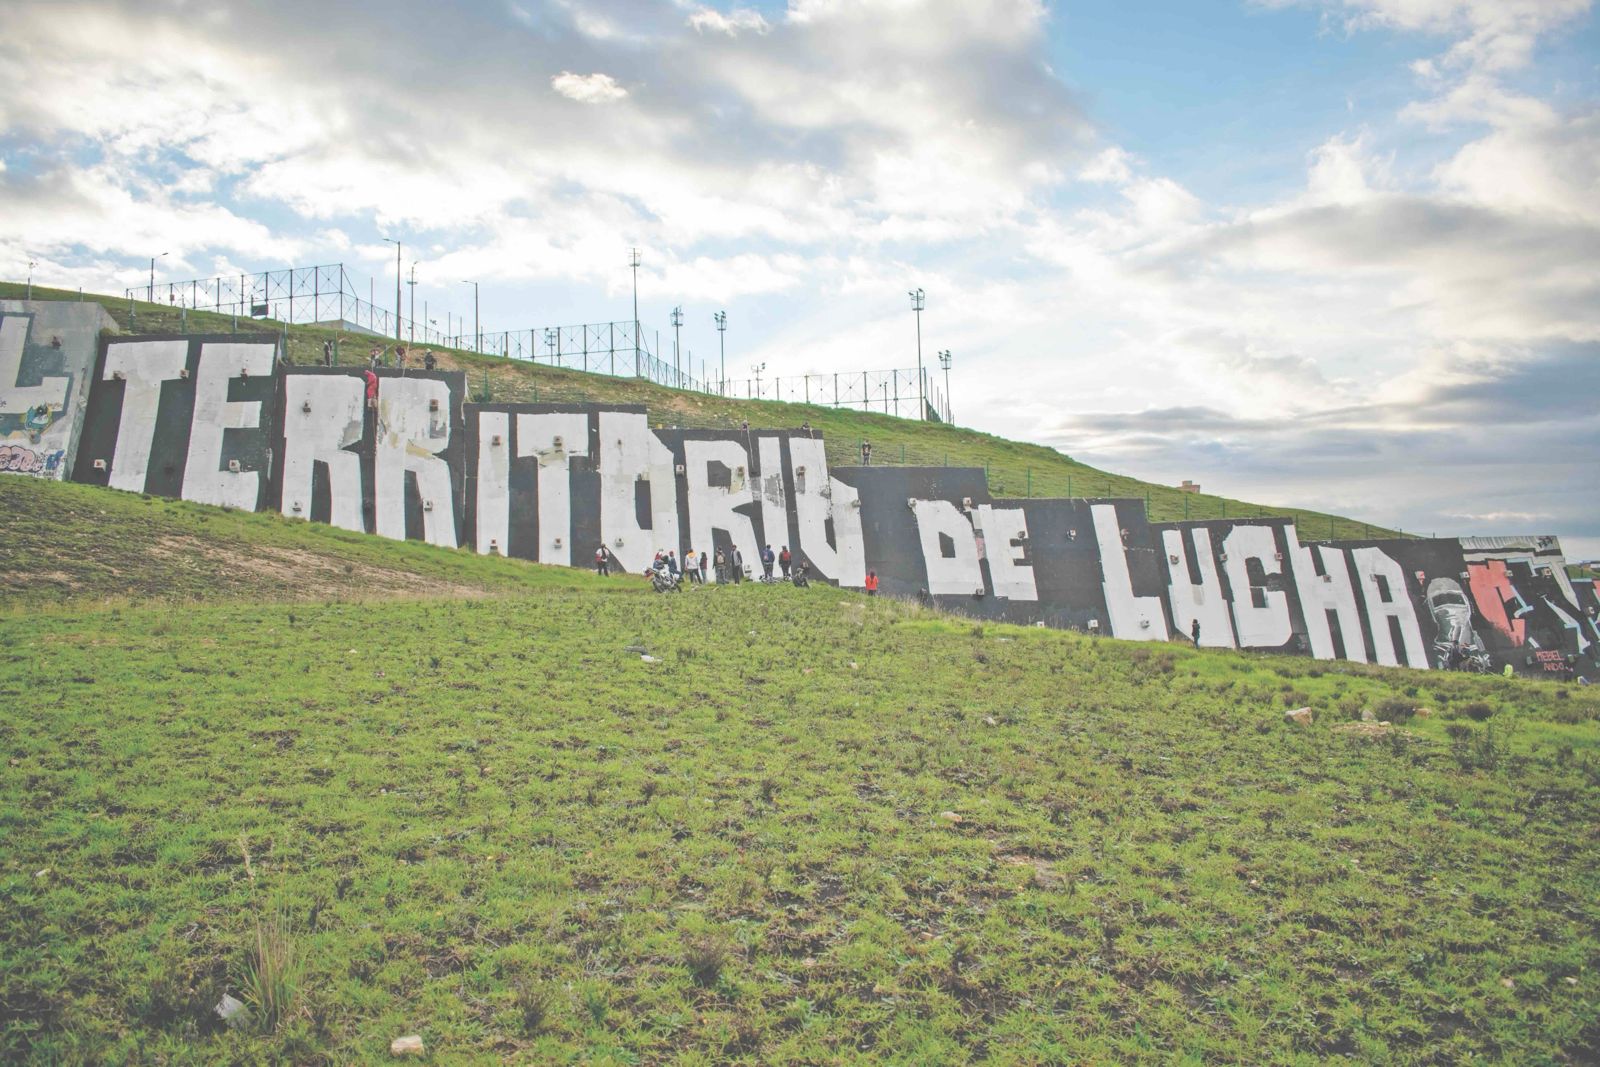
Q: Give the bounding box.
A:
[50,312,1600,679]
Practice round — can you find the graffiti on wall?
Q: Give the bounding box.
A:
[57,320,1597,680]
[0,302,114,480]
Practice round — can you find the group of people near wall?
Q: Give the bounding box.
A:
[594,543,818,588]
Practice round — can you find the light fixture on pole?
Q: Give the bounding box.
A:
[149,252,168,303]
[908,287,925,421]
[670,305,683,388]
[26,259,37,301]
[714,310,727,396]
[938,349,953,424]
[629,248,642,377]
[461,280,479,352]
[753,361,767,399]
[381,237,402,342]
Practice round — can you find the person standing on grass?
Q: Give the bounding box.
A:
[396,346,408,372]
[684,549,699,583]
[1191,619,1201,646]
[760,544,775,580]
[595,545,610,576]
[667,550,680,577]
[861,440,873,465]
[731,546,744,584]
[865,571,879,596]
[699,550,709,585]
[715,548,728,584]
[322,339,333,366]
[423,350,436,371]
[369,346,382,369]
[779,545,792,578]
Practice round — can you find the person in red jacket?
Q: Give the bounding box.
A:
[779,546,792,578]
[363,368,379,411]
[864,572,879,596]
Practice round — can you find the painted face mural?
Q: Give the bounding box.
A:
[46,316,1598,682]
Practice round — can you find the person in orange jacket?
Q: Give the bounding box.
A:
[864,571,879,596]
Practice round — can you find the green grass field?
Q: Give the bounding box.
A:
[1,478,1596,1063]
[1,281,1401,540]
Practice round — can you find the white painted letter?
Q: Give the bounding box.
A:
[788,438,866,587]
[181,342,274,509]
[597,412,679,574]
[975,505,1038,601]
[1093,504,1168,640]
[1162,528,1234,647]
[684,438,762,582]
[1222,524,1292,649]
[1351,546,1428,668]
[102,340,189,493]
[519,412,589,565]
[374,377,457,548]
[1287,532,1366,662]
[280,374,366,531]
[913,499,983,596]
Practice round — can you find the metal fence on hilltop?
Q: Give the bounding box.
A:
[128,262,951,420]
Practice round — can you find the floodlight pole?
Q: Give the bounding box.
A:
[382,238,402,342]
[714,310,727,395]
[671,305,683,388]
[754,361,766,399]
[908,287,925,420]
[26,259,37,301]
[406,262,417,345]
[938,349,953,424]
[629,248,642,377]
[462,280,479,352]
[149,252,167,303]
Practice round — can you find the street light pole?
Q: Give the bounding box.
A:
[149,252,167,303]
[462,280,479,352]
[629,248,641,377]
[670,306,683,388]
[908,287,925,420]
[406,263,417,345]
[714,310,727,396]
[382,238,402,342]
[26,259,37,301]
[753,361,766,399]
[938,349,953,424]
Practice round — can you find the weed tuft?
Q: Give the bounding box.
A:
[237,910,302,1034]
[683,934,733,987]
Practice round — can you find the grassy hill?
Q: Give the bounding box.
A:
[2,281,1401,540]
[1,477,1596,1063]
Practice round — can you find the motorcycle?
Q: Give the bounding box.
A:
[648,564,682,593]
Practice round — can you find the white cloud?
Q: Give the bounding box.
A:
[550,71,629,104]
[687,6,769,35]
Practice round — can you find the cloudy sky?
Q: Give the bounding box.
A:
[2,0,1595,555]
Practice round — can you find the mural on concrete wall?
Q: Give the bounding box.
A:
[56,317,1597,679]
[0,301,115,480]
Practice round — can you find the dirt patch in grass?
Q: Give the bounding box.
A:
[146,536,488,601]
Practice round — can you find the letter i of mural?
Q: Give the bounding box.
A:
[6,303,1596,679]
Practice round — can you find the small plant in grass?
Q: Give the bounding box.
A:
[238,909,302,1034]
[684,933,732,987]
[1462,701,1495,721]
[513,980,553,1035]
[1375,697,1416,723]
